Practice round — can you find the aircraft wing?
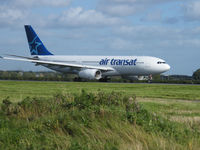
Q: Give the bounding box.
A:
[0,55,114,71]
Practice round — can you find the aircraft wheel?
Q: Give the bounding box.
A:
[73,77,82,82]
[99,77,110,82]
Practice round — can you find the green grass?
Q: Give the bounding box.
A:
[1,81,200,102]
[0,90,200,150]
[1,81,200,149]
[139,98,200,132]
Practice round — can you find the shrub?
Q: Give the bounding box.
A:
[0,90,200,149]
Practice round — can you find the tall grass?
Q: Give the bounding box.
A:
[0,90,200,150]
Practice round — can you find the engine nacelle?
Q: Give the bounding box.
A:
[78,69,102,80]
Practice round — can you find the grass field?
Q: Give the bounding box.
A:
[0,81,200,149]
[1,80,200,102]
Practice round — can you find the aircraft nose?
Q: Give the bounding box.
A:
[165,64,170,71]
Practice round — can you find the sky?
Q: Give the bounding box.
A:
[0,0,200,75]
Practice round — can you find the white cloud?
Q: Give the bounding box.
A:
[0,6,24,21]
[0,6,27,27]
[98,0,178,16]
[141,10,162,22]
[111,25,200,51]
[109,38,143,50]
[109,38,130,50]
[98,4,144,16]
[1,0,71,8]
[0,1,123,29]
[33,0,71,7]
[51,7,124,27]
[0,0,71,28]
[183,1,200,21]
[106,0,176,4]
[97,1,144,16]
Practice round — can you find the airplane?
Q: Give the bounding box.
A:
[0,25,170,81]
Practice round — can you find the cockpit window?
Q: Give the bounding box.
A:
[157,61,166,64]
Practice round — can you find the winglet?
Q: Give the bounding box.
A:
[24,25,53,56]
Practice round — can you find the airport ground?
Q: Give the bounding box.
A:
[0,81,200,149]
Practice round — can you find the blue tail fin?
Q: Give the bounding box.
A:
[24,25,53,55]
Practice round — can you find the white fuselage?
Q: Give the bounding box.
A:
[38,55,170,77]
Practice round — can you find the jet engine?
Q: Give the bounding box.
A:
[78,69,102,80]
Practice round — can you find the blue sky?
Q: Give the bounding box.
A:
[0,0,200,75]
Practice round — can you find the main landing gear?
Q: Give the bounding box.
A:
[99,77,110,82]
[73,77,83,82]
[148,74,152,83]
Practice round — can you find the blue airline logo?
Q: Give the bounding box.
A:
[29,36,42,55]
[99,58,137,66]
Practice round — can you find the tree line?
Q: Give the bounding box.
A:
[0,71,74,81]
[0,69,200,84]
